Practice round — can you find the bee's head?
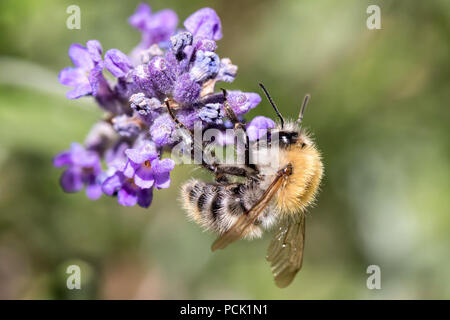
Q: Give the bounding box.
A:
[258,83,312,149]
[270,123,312,149]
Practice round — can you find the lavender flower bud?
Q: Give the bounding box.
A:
[227,91,261,115]
[170,32,193,58]
[104,49,132,78]
[217,58,238,83]
[112,115,142,138]
[183,8,222,41]
[198,103,224,124]
[148,56,176,94]
[173,73,201,105]
[130,93,162,116]
[132,64,156,97]
[190,51,220,83]
[149,113,176,146]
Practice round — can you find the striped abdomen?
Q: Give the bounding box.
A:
[181,179,277,239]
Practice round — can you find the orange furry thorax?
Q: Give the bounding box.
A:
[275,142,323,215]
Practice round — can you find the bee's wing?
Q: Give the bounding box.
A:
[211,170,285,251]
[266,213,306,288]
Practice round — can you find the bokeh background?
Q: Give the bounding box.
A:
[0,0,449,299]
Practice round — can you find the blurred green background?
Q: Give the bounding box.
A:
[0,0,449,299]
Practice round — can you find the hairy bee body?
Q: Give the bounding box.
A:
[181,122,323,239]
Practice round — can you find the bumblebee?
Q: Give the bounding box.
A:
[167,83,323,288]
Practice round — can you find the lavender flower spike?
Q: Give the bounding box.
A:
[56,6,269,211]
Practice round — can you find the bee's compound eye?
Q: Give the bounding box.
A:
[281,136,290,145]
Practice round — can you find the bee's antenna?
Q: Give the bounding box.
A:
[258,83,285,128]
[297,93,311,125]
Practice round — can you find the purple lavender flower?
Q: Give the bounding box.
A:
[104,49,132,78]
[102,171,153,207]
[59,41,107,99]
[246,116,276,141]
[129,3,178,48]
[122,142,175,189]
[53,143,102,200]
[184,8,222,41]
[102,142,150,208]
[227,91,261,115]
[105,141,130,173]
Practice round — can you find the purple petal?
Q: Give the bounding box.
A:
[195,39,217,52]
[123,160,139,178]
[53,151,72,167]
[152,158,175,174]
[134,9,178,49]
[104,49,132,78]
[154,172,171,189]
[227,91,261,115]
[88,62,107,97]
[146,9,178,43]
[86,182,102,200]
[102,173,123,196]
[118,185,138,207]
[70,143,100,168]
[68,43,94,70]
[59,67,87,87]
[246,116,276,141]
[66,82,92,99]
[125,142,158,164]
[129,3,152,31]
[184,8,222,41]
[148,9,178,37]
[86,40,103,63]
[137,187,153,208]
[134,166,155,189]
[60,167,83,193]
